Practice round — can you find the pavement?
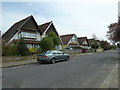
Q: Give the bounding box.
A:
[1,51,119,88]
[1,59,37,68]
[1,52,93,68]
[99,64,118,88]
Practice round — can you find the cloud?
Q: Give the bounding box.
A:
[2,1,118,41]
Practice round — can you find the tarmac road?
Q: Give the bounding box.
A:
[2,50,118,88]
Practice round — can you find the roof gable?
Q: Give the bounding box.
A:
[38,21,63,44]
[21,16,41,33]
[77,37,89,45]
[88,39,95,45]
[38,21,51,35]
[2,16,29,42]
[46,23,59,36]
[2,15,41,42]
[60,34,74,45]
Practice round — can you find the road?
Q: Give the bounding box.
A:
[2,50,118,88]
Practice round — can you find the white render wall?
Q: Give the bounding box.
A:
[7,31,19,44]
[36,32,42,41]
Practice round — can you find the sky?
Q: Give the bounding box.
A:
[1,0,119,41]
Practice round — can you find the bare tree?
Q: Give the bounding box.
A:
[92,34,97,40]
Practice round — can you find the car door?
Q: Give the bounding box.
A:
[52,51,60,61]
[57,51,65,60]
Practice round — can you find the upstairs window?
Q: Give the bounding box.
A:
[21,32,38,38]
[71,36,77,42]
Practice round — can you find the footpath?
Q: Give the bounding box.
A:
[1,59,37,68]
[99,64,118,88]
[1,53,93,68]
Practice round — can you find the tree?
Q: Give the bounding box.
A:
[107,22,120,42]
[47,32,60,47]
[91,42,98,52]
[36,48,42,54]
[100,40,110,51]
[40,36,54,52]
[92,34,97,40]
[91,34,99,52]
[16,38,29,56]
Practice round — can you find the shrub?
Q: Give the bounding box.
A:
[3,44,19,56]
[29,47,37,55]
[16,38,29,56]
[36,48,42,54]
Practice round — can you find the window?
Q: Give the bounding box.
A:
[21,32,38,38]
[52,51,58,54]
[57,51,63,54]
[71,36,77,42]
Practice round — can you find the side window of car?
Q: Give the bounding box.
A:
[57,51,63,54]
[52,51,58,54]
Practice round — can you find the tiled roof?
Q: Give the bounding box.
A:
[60,34,74,45]
[88,39,95,45]
[38,21,51,35]
[77,37,89,45]
[2,16,29,42]
[2,15,41,42]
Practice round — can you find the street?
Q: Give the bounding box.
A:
[2,50,118,88]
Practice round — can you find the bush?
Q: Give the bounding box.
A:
[29,47,37,55]
[16,38,29,56]
[3,44,19,56]
[36,48,42,54]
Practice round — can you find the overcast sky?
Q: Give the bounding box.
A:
[1,0,119,41]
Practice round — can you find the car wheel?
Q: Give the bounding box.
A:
[51,58,56,64]
[66,56,70,61]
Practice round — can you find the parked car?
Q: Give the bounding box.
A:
[64,47,73,50]
[37,50,70,64]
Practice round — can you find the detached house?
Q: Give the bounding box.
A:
[77,37,90,49]
[2,15,62,50]
[2,15,41,48]
[60,34,79,49]
[38,21,63,50]
[88,39,95,46]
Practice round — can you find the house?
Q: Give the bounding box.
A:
[60,34,79,49]
[2,15,62,50]
[2,15,42,48]
[38,21,63,50]
[88,39,95,46]
[77,37,90,49]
